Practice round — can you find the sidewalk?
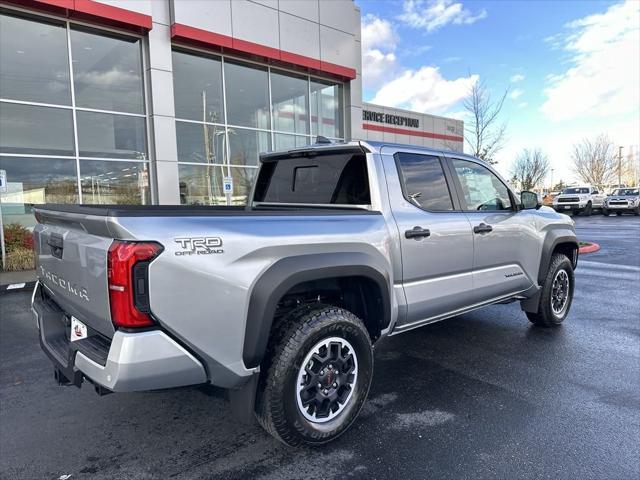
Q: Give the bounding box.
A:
[0,269,36,293]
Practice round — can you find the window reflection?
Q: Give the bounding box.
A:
[228,128,270,167]
[0,157,78,206]
[80,160,149,205]
[172,50,224,123]
[176,121,226,164]
[70,26,144,114]
[0,103,75,156]
[77,111,147,159]
[271,70,309,135]
[224,60,270,129]
[274,134,310,151]
[0,13,71,105]
[311,81,343,138]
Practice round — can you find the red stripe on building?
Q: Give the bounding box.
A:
[171,22,357,81]
[362,123,463,142]
[1,0,152,33]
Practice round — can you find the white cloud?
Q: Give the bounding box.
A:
[371,67,478,113]
[541,0,640,122]
[362,14,397,52]
[399,0,487,33]
[510,74,525,82]
[361,15,399,89]
[517,102,528,108]
[508,88,524,100]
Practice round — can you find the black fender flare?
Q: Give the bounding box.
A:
[243,252,391,369]
[537,231,579,285]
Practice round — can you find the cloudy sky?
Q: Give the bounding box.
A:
[357,0,640,184]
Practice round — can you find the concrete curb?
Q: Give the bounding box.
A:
[579,242,601,254]
[0,281,36,295]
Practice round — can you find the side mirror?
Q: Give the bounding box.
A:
[521,191,540,210]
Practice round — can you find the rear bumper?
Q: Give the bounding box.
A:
[33,282,207,392]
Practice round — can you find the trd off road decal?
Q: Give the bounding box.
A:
[174,237,224,256]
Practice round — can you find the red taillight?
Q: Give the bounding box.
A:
[107,241,162,328]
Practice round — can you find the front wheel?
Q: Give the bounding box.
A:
[602,208,609,216]
[582,202,592,216]
[255,305,373,446]
[526,253,575,327]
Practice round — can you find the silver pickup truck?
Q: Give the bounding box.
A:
[32,141,578,446]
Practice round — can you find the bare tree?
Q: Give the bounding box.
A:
[510,148,550,191]
[463,79,508,165]
[571,134,617,186]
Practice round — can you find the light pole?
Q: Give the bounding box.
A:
[550,168,554,191]
[617,146,624,186]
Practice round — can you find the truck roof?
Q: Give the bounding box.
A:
[260,140,479,163]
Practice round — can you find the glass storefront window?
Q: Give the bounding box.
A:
[176,121,226,164]
[311,80,343,138]
[76,111,147,159]
[274,134,310,151]
[79,160,150,205]
[70,26,144,114]
[228,166,258,205]
[228,128,270,167]
[171,49,345,206]
[0,157,78,207]
[271,70,309,135]
[0,13,71,105]
[224,60,270,129]
[0,103,75,156]
[172,50,224,123]
[178,163,227,205]
[0,12,150,271]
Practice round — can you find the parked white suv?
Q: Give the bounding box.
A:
[553,186,605,216]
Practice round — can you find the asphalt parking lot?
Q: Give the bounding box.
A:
[1,214,639,480]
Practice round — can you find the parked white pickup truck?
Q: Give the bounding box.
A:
[552,186,605,216]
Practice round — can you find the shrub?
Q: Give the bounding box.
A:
[3,223,34,251]
[4,247,35,271]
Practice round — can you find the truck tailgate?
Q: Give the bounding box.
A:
[33,216,115,338]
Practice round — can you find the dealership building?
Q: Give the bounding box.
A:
[0,0,463,249]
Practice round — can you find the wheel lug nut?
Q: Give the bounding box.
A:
[332,382,337,388]
[317,383,322,388]
[323,389,328,395]
[320,370,324,375]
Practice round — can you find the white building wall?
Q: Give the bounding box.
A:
[360,102,464,152]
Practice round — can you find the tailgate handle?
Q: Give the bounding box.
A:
[47,233,64,259]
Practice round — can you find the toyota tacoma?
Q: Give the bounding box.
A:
[32,140,578,446]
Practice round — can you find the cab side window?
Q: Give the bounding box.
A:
[395,153,454,211]
[451,159,512,211]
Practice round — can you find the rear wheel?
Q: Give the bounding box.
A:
[526,253,574,327]
[255,305,373,446]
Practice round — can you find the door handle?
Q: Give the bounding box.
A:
[405,226,431,239]
[473,223,493,234]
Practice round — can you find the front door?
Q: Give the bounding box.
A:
[383,151,474,332]
[447,157,535,302]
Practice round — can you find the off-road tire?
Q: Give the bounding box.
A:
[255,305,373,447]
[526,253,574,327]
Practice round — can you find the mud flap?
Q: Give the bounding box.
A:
[227,373,259,425]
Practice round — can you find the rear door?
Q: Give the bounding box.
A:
[34,214,115,338]
[446,157,535,302]
[382,150,474,331]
